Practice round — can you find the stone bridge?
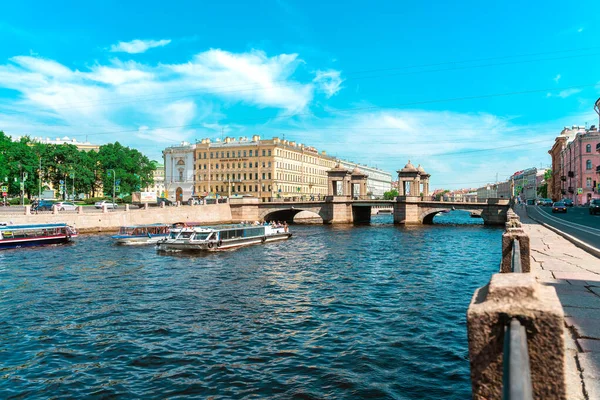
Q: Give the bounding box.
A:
[229,196,510,225]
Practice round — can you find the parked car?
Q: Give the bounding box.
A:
[54,201,77,211]
[552,202,567,213]
[590,199,600,215]
[562,199,574,207]
[35,200,55,211]
[157,197,173,206]
[94,200,118,209]
[187,196,203,205]
[540,198,553,206]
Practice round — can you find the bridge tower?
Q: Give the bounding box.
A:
[350,167,368,199]
[417,164,430,198]
[397,160,420,197]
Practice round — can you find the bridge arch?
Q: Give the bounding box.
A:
[420,208,486,224]
[259,206,326,224]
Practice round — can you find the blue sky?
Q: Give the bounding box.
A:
[1,0,599,189]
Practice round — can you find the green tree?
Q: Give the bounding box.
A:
[537,169,552,199]
[97,142,154,196]
[383,189,399,200]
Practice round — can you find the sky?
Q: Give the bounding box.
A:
[1,0,599,190]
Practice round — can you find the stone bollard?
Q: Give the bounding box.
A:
[160,201,165,209]
[176,201,180,207]
[25,205,31,215]
[501,228,530,273]
[102,204,108,214]
[78,206,83,214]
[125,204,130,212]
[467,273,566,399]
[144,202,149,210]
[52,205,59,215]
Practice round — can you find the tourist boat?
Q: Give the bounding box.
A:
[111,223,171,245]
[0,223,78,250]
[156,223,292,252]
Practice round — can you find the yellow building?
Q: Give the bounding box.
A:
[194,136,337,202]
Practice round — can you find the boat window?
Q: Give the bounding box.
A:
[169,232,179,239]
[180,231,193,239]
[195,233,210,240]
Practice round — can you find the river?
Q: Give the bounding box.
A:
[0,212,501,399]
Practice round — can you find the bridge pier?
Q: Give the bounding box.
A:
[393,196,421,224]
[321,196,354,224]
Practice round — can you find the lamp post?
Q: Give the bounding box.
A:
[107,169,116,206]
[594,97,600,127]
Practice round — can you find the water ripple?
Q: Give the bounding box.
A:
[0,212,501,399]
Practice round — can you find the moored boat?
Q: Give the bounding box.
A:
[157,223,291,252]
[0,223,78,250]
[111,223,171,245]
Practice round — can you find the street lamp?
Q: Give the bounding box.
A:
[594,97,600,127]
[107,169,116,206]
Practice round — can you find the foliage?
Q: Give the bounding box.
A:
[122,195,132,204]
[0,132,155,201]
[434,190,450,201]
[537,169,552,199]
[383,189,399,200]
[8,198,31,205]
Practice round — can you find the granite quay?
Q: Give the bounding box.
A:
[467,206,600,399]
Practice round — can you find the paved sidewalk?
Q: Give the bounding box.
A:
[517,208,600,399]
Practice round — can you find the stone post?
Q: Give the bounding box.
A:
[52,205,58,215]
[25,205,31,215]
[160,202,165,209]
[125,204,130,212]
[501,228,530,273]
[144,203,149,210]
[102,204,108,214]
[176,201,180,207]
[467,274,566,399]
[77,206,83,214]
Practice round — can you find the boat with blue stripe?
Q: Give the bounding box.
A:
[0,223,78,250]
[111,223,171,245]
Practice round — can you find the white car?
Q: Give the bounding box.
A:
[94,200,118,209]
[54,201,77,211]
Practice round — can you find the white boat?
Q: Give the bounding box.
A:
[156,223,291,252]
[111,224,171,245]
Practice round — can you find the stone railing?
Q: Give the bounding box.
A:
[467,208,566,399]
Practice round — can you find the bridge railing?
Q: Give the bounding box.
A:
[467,207,566,399]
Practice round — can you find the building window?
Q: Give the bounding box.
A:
[268,161,271,167]
[262,161,266,167]
[244,173,247,180]
[243,162,247,168]
[587,160,593,170]
[243,150,247,157]
[249,150,253,157]
[262,173,266,179]
[268,150,271,156]
[268,173,272,179]
[586,144,592,153]
[262,150,266,156]
[587,177,592,187]
[227,151,230,158]
[237,151,241,157]
[255,173,258,179]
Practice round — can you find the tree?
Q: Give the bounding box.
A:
[435,190,450,201]
[383,189,399,200]
[96,142,154,196]
[537,169,552,199]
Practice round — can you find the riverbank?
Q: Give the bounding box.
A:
[1,204,232,233]
[516,208,600,399]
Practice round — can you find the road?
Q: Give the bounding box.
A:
[526,205,600,249]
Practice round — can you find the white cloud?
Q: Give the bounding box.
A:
[578,27,584,33]
[109,39,171,54]
[313,69,343,98]
[553,74,561,83]
[547,88,582,99]
[167,49,313,112]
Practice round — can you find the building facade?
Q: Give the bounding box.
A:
[163,142,196,203]
[190,136,392,202]
[337,160,392,197]
[22,136,100,152]
[559,126,600,205]
[145,162,165,197]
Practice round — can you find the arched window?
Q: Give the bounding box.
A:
[177,160,185,166]
[586,144,592,153]
[586,160,593,170]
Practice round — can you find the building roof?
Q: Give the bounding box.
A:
[400,160,417,172]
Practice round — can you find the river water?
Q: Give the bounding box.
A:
[0,212,501,399]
